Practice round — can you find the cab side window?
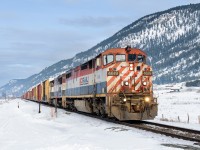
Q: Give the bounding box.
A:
[103,54,114,65]
[138,55,145,63]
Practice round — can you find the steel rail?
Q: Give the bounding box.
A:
[141,121,200,135]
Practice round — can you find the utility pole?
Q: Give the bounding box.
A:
[38,100,41,113]
[55,79,58,117]
[55,98,57,113]
[38,83,42,113]
[4,92,6,100]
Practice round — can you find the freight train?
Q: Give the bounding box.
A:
[22,46,158,120]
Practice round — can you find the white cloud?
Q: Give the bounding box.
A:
[59,16,130,27]
[8,64,32,68]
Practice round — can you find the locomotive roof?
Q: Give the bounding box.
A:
[102,48,146,56]
[55,48,147,77]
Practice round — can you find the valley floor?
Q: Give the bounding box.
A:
[0,97,200,150]
[154,85,200,130]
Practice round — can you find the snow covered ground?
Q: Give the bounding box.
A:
[153,84,200,130]
[0,98,199,150]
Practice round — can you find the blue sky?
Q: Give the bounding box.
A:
[0,0,199,86]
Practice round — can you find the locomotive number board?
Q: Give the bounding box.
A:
[143,71,152,76]
[107,71,119,76]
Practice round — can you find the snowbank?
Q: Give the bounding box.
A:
[0,99,198,150]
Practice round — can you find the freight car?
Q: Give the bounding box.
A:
[22,46,158,120]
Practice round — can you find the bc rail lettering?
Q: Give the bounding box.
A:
[80,77,89,85]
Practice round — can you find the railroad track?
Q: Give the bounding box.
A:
[23,99,200,144]
[123,121,200,144]
[94,118,200,144]
[68,110,200,144]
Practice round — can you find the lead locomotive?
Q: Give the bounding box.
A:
[22,47,158,120]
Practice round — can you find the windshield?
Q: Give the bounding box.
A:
[116,54,126,62]
[128,54,145,63]
[128,54,136,61]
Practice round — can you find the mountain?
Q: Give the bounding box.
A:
[1,3,200,97]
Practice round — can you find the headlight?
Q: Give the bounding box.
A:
[144,97,150,102]
[124,81,129,86]
[143,81,147,86]
[129,64,133,71]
